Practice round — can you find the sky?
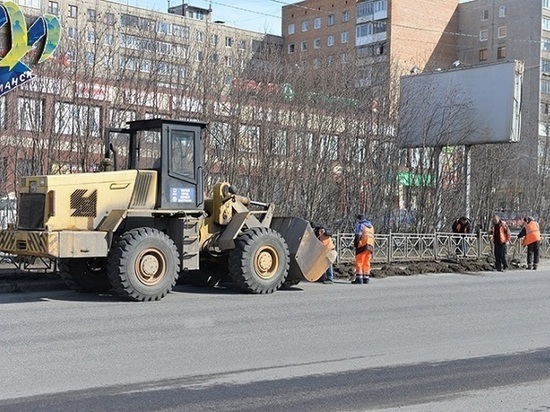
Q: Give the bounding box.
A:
[114,0,283,35]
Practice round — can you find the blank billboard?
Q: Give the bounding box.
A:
[398,60,523,148]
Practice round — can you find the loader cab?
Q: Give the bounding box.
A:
[105,118,207,210]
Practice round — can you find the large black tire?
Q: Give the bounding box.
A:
[107,228,179,301]
[228,227,290,294]
[280,279,301,290]
[58,258,111,293]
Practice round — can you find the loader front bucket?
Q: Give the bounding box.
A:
[271,217,336,283]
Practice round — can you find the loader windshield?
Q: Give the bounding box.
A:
[170,130,195,179]
[106,129,161,170]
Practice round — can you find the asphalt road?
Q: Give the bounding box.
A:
[1,268,550,411]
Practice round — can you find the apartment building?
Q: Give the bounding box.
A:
[0,0,283,193]
[282,0,459,85]
[457,0,545,185]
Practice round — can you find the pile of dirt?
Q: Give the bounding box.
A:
[333,257,495,280]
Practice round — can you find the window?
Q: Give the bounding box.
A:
[196,31,204,42]
[68,4,77,18]
[85,52,95,65]
[104,55,113,68]
[499,6,506,17]
[314,38,321,49]
[479,48,488,61]
[328,14,335,26]
[314,17,322,30]
[481,9,489,21]
[18,98,43,132]
[224,56,232,67]
[544,18,550,31]
[327,35,335,46]
[341,31,349,43]
[301,41,307,52]
[67,27,77,40]
[497,26,507,38]
[321,135,339,161]
[313,58,320,69]
[104,12,115,25]
[139,18,155,31]
[47,1,58,15]
[301,20,308,32]
[479,29,489,41]
[104,33,114,45]
[18,0,40,8]
[195,50,203,61]
[542,80,550,94]
[544,40,550,52]
[239,125,260,153]
[86,30,95,43]
[541,102,550,114]
[288,43,295,54]
[341,53,349,63]
[497,46,506,59]
[0,96,6,129]
[173,25,190,39]
[288,23,295,35]
[545,0,550,10]
[225,36,233,47]
[238,40,246,50]
[543,59,550,73]
[157,21,172,35]
[121,14,139,28]
[271,130,288,156]
[54,103,101,137]
[210,34,218,46]
[174,44,189,58]
[87,8,96,22]
[157,41,172,54]
[342,10,350,22]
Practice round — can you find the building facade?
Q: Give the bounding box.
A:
[457,0,544,194]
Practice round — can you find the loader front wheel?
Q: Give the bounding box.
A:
[58,258,111,293]
[108,228,179,301]
[228,227,290,294]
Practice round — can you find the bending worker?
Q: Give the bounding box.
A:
[517,216,541,270]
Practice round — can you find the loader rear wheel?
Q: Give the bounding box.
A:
[228,227,290,294]
[58,258,111,293]
[107,228,179,301]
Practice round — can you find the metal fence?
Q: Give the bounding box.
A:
[334,232,550,264]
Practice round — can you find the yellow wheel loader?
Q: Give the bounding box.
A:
[0,118,334,300]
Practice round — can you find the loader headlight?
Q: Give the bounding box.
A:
[38,177,46,186]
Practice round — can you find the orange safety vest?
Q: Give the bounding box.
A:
[319,234,335,250]
[357,224,375,250]
[495,223,511,244]
[522,221,541,246]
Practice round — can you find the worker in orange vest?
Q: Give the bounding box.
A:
[517,216,541,270]
[352,214,375,284]
[489,214,511,272]
[317,227,336,284]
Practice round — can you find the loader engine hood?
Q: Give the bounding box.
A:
[18,170,157,231]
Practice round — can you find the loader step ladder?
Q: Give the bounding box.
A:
[182,216,201,270]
